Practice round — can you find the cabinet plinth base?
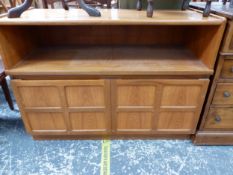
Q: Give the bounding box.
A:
[193,131,233,145]
[33,134,191,140]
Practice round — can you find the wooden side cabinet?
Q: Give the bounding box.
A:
[0,9,225,139]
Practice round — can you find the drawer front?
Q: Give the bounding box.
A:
[212,83,233,105]
[12,79,111,135]
[220,59,233,79]
[112,79,209,134]
[205,108,233,130]
[222,22,233,53]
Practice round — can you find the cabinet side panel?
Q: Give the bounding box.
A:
[0,26,37,69]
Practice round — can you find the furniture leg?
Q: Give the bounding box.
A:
[61,0,69,10]
[230,0,233,8]
[107,0,111,8]
[8,0,101,18]
[147,0,153,17]
[223,0,227,5]
[77,0,101,16]
[0,0,8,12]
[203,0,212,17]
[181,0,191,10]
[136,0,142,10]
[8,0,14,7]
[0,77,14,110]
[41,0,48,8]
[7,0,33,18]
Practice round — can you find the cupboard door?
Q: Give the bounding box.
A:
[12,80,65,134]
[112,79,209,134]
[12,80,111,135]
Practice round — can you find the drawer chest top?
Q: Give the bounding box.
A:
[190,2,233,20]
[0,9,225,26]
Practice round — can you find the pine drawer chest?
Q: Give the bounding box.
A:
[0,9,225,139]
[191,2,233,145]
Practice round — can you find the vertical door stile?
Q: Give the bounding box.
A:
[153,83,163,132]
[58,85,71,133]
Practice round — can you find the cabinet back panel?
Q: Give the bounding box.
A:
[35,26,185,46]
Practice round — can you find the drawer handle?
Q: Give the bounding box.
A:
[214,115,221,123]
[231,67,233,73]
[223,91,231,98]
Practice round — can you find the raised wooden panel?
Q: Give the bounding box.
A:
[69,112,107,131]
[112,80,157,133]
[117,85,156,106]
[205,108,233,130]
[27,112,66,132]
[161,85,201,106]
[18,86,61,107]
[220,59,233,79]
[212,83,233,105]
[116,112,152,131]
[157,112,195,133]
[66,86,105,107]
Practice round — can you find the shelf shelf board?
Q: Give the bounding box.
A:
[6,46,213,76]
[0,9,225,26]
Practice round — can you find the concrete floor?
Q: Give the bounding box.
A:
[1,83,233,175]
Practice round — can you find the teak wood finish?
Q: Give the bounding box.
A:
[0,9,226,139]
[191,2,233,145]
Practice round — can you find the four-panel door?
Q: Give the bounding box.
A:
[12,80,111,135]
[12,79,209,135]
[111,79,209,134]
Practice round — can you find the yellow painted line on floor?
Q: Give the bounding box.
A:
[100,138,111,175]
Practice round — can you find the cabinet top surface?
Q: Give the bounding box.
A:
[0,9,225,26]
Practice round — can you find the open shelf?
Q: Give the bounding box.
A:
[0,11,225,77]
[6,46,212,76]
